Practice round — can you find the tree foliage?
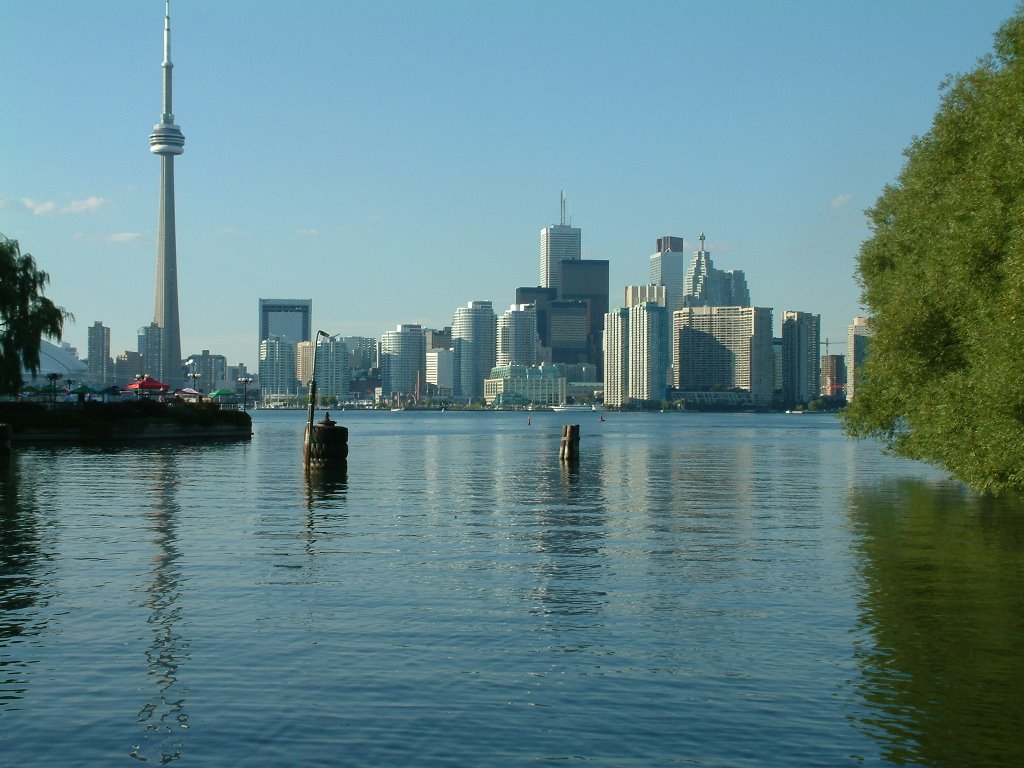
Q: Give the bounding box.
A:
[0,235,70,396]
[842,10,1024,494]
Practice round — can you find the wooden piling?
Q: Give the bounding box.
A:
[559,423,580,462]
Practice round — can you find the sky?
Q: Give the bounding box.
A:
[3,0,1021,369]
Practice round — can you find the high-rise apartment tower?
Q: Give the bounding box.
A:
[781,310,821,405]
[846,317,874,400]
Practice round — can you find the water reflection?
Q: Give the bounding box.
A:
[525,443,610,625]
[303,467,349,558]
[304,465,348,509]
[848,479,1024,767]
[131,449,190,764]
[0,453,53,709]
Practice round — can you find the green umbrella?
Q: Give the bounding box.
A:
[207,388,237,397]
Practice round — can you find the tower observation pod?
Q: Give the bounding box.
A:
[150,1,185,156]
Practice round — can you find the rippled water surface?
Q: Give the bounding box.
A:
[2,410,1022,766]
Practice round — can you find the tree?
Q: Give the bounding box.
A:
[842,10,1024,494]
[0,236,70,396]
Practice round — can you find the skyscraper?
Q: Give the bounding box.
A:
[259,299,312,345]
[150,0,186,388]
[497,304,539,367]
[296,340,316,389]
[682,233,750,308]
[259,336,297,399]
[846,316,874,400]
[546,300,590,365]
[624,284,667,309]
[781,311,822,405]
[452,301,496,401]
[821,354,847,398]
[540,193,581,292]
[316,336,350,401]
[628,302,671,403]
[603,307,630,408]
[515,286,557,349]
[86,321,112,388]
[560,258,609,374]
[138,322,164,379]
[650,237,687,314]
[381,324,425,401]
[674,306,774,405]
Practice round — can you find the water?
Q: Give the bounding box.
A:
[1,410,1022,767]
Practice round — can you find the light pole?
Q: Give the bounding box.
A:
[237,375,253,410]
[185,359,200,393]
[134,373,145,399]
[46,372,62,408]
[307,330,330,431]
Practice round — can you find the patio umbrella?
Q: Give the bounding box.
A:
[126,375,168,391]
[207,388,236,398]
[179,387,201,396]
[70,384,97,395]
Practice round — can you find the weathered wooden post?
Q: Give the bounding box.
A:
[559,423,580,462]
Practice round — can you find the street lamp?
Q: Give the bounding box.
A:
[307,330,330,431]
[237,375,253,410]
[185,358,200,393]
[46,372,62,408]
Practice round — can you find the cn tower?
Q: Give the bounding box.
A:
[149,0,185,388]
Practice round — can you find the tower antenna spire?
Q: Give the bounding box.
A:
[560,190,566,226]
[161,0,174,121]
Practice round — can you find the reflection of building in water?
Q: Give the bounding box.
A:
[526,447,609,622]
[848,481,1024,767]
[132,449,190,764]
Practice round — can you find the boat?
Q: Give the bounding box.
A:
[551,403,596,412]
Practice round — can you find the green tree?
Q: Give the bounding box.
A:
[842,10,1024,494]
[0,236,70,396]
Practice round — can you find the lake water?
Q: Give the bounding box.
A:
[1,410,1022,767]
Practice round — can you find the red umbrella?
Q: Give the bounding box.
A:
[126,375,169,391]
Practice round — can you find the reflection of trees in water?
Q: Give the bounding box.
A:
[131,449,190,764]
[848,479,1024,767]
[0,453,55,708]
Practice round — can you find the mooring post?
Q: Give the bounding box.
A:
[559,423,580,462]
[305,411,349,470]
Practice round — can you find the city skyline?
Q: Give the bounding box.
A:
[3,1,1018,367]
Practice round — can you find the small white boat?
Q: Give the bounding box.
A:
[551,403,596,412]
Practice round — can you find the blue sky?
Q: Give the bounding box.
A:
[3,0,1020,367]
